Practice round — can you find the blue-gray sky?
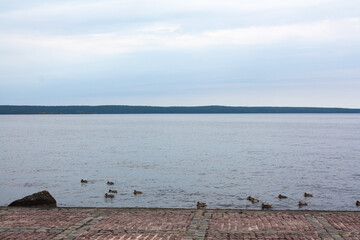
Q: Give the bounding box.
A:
[1,0,360,107]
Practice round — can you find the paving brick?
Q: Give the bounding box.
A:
[0,207,359,240]
[0,208,89,228]
[75,232,185,240]
[343,236,360,240]
[91,210,194,231]
[322,213,360,231]
[0,231,58,240]
[209,212,315,231]
[206,232,322,239]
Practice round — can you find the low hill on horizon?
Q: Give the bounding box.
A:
[1,105,360,114]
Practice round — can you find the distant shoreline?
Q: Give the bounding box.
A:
[1,105,360,114]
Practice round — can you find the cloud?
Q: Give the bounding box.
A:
[136,24,181,34]
[1,18,359,61]
[0,0,328,20]
[1,0,359,107]
[0,0,335,37]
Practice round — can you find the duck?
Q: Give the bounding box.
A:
[356,201,360,206]
[107,181,114,185]
[197,202,207,207]
[247,196,254,201]
[304,193,313,197]
[109,189,118,193]
[105,193,115,198]
[251,198,259,203]
[81,179,88,183]
[278,194,287,199]
[261,203,272,209]
[133,190,142,195]
[298,201,308,206]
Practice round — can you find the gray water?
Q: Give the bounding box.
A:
[0,114,359,210]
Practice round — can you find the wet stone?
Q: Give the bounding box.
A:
[8,191,56,207]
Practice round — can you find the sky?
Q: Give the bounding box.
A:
[0,0,360,107]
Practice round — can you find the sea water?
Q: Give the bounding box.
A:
[0,114,359,210]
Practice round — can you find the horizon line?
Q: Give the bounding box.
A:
[1,104,360,109]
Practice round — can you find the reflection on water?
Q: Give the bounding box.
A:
[1,114,360,210]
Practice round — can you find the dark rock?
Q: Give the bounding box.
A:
[8,190,57,207]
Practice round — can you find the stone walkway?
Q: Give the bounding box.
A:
[0,207,359,239]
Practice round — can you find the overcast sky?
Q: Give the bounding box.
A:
[1,0,359,107]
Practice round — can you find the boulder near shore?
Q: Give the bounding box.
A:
[8,190,57,207]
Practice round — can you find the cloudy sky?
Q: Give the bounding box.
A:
[1,0,359,107]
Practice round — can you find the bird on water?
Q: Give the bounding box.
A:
[278,194,287,199]
[133,190,143,195]
[197,202,207,208]
[105,193,115,198]
[261,203,272,209]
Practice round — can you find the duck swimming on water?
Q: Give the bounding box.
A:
[278,194,287,199]
[105,193,114,198]
[197,202,207,208]
[261,203,272,209]
[247,196,254,201]
[247,196,259,203]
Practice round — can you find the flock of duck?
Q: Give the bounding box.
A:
[81,179,360,209]
[81,179,143,199]
[250,193,360,209]
[246,193,313,209]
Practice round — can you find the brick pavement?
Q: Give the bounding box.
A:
[0,207,359,240]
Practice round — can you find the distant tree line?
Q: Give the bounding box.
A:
[0,105,360,114]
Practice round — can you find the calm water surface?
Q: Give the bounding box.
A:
[0,114,360,210]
